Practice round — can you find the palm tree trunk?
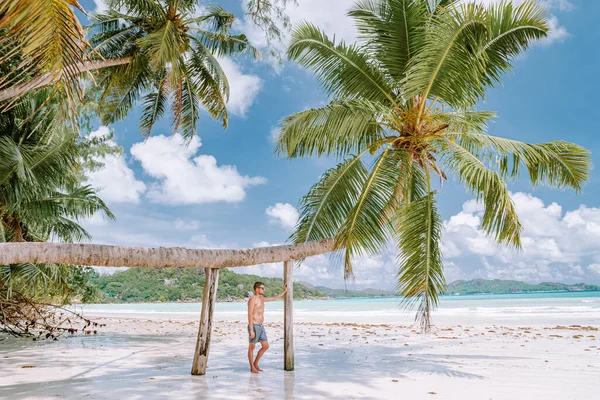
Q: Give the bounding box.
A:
[0,57,133,102]
[0,239,336,268]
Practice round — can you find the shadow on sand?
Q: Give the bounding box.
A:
[0,332,529,399]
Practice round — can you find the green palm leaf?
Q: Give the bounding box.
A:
[336,148,401,278]
[292,153,369,244]
[187,4,236,33]
[437,138,522,248]
[140,75,168,137]
[396,191,445,331]
[288,22,397,106]
[89,1,257,138]
[402,2,489,110]
[453,134,591,191]
[187,44,229,130]
[103,0,164,18]
[349,0,428,81]
[195,31,261,59]
[439,109,496,133]
[276,101,383,159]
[0,0,92,106]
[477,1,548,87]
[98,56,153,124]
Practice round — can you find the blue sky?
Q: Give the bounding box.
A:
[81,1,600,289]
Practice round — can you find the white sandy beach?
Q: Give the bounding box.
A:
[1,304,599,400]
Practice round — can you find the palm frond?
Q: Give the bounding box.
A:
[98,55,153,124]
[1,263,71,298]
[436,138,522,248]
[291,152,370,245]
[0,136,27,184]
[349,0,428,81]
[187,45,229,130]
[89,11,142,58]
[402,2,488,110]
[179,75,201,140]
[380,153,428,223]
[427,0,461,14]
[477,0,548,88]
[288,22,397,106]
[336,148,401,278]
[140,74,168,137]
[396,190,445,331]
[0,0,92,104]
[44,185,115,221]
[276,100,384,159]
[453,133,591,191]
[194,31,261,59]
[103,0,164,18]
[138,20,187,69]
[187,4,236,34]
[439,109,495,133]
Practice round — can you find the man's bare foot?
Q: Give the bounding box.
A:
[250,367,259,373]
[254,364,263,372]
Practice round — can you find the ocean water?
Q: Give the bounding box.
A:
[81,291,600,326]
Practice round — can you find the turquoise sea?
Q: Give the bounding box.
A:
[82,291,600,326]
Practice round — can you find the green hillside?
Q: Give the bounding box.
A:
[445,279,600,295]
[313,285,394,298]
[90,268,326,303]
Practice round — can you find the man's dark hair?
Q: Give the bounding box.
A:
[254,281,264,290]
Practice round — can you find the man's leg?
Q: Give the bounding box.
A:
[248,342,258,373]
[253,341,269,371]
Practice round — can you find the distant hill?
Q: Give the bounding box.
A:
[91,270,600,303]
[314,286,394,298]
[91,268,326,303]
[445,279,600,295]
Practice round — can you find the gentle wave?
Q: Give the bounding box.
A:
[80,292,600,325]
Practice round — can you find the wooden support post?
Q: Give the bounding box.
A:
[191,267,220,375]
[283,260,294,371]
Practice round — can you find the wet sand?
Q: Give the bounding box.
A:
[1,314,598,399]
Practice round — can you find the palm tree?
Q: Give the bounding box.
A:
[275,0,591,329]
[0,89,114,300]
[90,0,260,139]
[0,0,93,107]
[1,0,259,139]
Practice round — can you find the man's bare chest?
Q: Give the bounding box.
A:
[253,300,265,313]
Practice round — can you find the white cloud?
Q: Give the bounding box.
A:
[229,240,397,289]
[266,203,299,230]
[174,219,201,231]
[130,134,266,205]
[217,57,262,117]
[540,0,575,12]
[236,0,357,66]
[588,264,600,276]
[92,0,107,13]
[269,127,280,144]
[85,126,146,204]
[83,212,110,227]
[540,15,569,45]
[442,192,600,284]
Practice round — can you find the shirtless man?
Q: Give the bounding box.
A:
[247,281,287,373]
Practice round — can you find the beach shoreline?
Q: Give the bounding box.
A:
[1,311,598,400]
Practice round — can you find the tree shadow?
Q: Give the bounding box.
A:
[0,331,527,399]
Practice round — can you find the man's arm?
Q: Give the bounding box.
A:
[263,283,288,302]
[248,297,256,339]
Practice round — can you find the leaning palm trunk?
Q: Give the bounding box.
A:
[0,239,336,269]
[0,58,132,102]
